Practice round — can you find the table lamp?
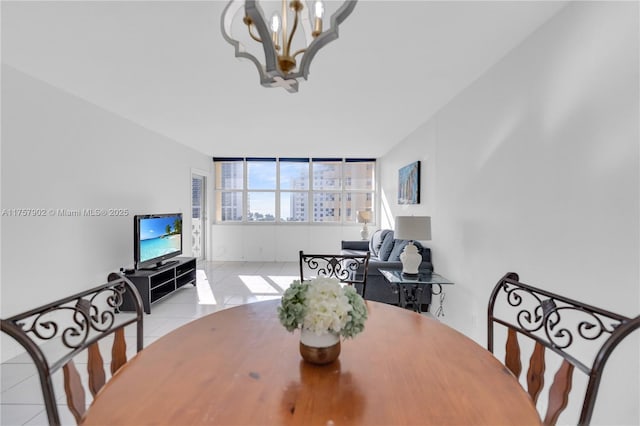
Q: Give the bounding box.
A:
[394,216,431,275]
[357,210,372,240]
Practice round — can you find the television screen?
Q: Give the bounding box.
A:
[135,213,183,269]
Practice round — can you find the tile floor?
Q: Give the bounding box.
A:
[0,261,434,425]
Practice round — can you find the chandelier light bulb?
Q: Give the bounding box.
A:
[270,11,281,49]
[270,12,280,32]
[312,0,324,37]
[314,0,325,18]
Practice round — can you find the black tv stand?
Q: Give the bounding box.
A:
[118,257,196,314]
[138,259,180,271]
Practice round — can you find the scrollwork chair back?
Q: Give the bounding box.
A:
[299,250,371,297]
[0,274,144,425]
[487,272,639,426]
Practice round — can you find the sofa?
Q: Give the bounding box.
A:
[341,229,433,307]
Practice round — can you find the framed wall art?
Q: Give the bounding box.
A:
[398,161,420,204]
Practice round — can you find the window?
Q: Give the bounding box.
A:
[214,159,243,221]
[343,160,375,223]
[247,159,276,222]
[280,158,309,222]
[214,158,375,224]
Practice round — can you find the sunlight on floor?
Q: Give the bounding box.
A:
[239,275,281,294]
[195,270,217,305]
[267,275,298,291]
[237,274,300,302]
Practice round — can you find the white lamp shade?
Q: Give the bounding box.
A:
[394,216,431,241]
[357,210,372,223]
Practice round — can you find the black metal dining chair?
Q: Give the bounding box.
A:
[488,272,640,426]
[0,274,144,425]
[299,250,371,297]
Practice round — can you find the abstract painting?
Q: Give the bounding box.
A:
[398,161,420,204]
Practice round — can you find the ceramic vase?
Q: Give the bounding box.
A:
[299,329,341,365]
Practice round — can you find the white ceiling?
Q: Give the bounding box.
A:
[2,1,567,158]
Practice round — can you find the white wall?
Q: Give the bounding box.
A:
[1,65,212,361]
[381,2,639,425]
[210,224,378,262]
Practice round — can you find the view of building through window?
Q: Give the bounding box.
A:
[214,158,375,224]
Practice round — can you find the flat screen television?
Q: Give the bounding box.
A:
[134,213,183,270]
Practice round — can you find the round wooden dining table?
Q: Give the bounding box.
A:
[83,300,541,425]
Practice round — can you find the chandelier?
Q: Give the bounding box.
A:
[221,0,357,93]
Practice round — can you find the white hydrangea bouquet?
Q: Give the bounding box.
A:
[278,277,368,339]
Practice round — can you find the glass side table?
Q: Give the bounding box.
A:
[378,269,454,316]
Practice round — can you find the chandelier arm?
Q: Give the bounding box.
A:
[292,48,307,59]
[285,9,301,57]
[244,0,279,73]
[247,24,263,43]
[281,0,287,53]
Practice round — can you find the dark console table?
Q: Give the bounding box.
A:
[119,257,197,314]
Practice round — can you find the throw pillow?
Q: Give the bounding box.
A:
[369,229,392,258]
[388,240,409,261]
[368,230,384,257]
[378,232,395,261]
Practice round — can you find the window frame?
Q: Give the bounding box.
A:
[213,157,375,225]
